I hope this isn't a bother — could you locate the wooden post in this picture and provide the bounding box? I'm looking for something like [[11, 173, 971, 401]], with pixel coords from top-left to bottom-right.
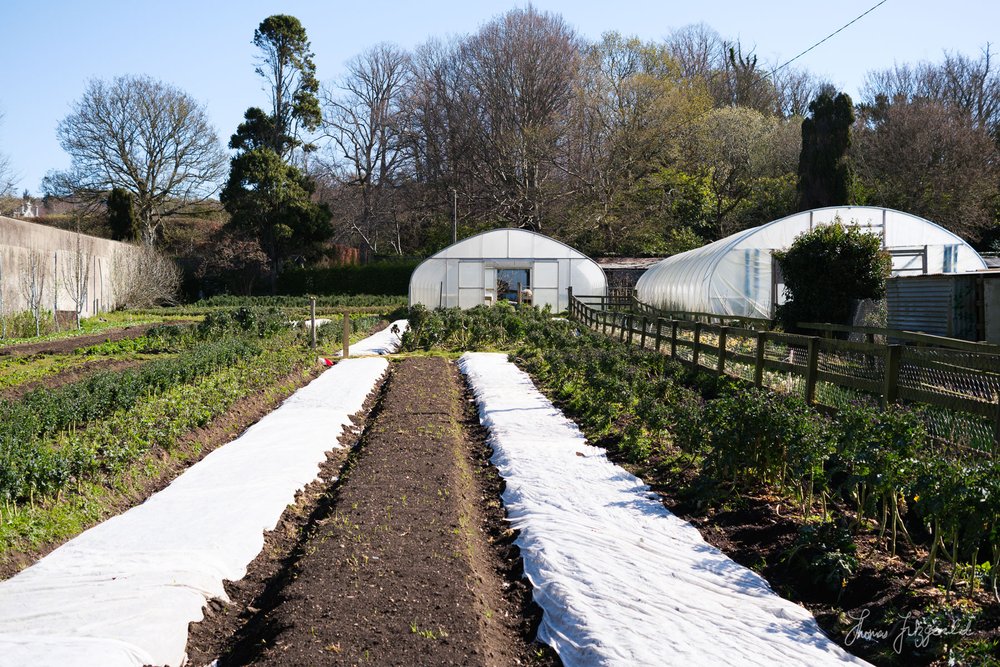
[[654, 318, 664, 352], [804, 336, 819, 405], [627, 314, 635, 345], [567, 286, 574, 318], [994, 398, 1000, 449], [310, 297, 317, 350], [342, 311, 351, 359], [692, 322, 702, 367], [640, 316, 648, 349], [882, 345, 902, 407], [670, 320, 678, 359], [754, 330, 766, 387], [717, 326, 728, 376]]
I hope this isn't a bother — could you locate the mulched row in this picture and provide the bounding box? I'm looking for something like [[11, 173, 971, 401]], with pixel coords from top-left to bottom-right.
[[194, 356, 555, 667]]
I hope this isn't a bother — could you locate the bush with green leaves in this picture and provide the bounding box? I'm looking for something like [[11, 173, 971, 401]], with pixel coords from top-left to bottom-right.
[[773, 221, 892, 331], [783, 520, 859, 597]]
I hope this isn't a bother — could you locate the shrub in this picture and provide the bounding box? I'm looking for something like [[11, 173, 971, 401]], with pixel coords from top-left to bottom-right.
[[773, 221, 891, 331]]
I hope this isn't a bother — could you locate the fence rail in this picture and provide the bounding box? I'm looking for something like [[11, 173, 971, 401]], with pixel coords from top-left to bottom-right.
[[568, 294, 1000, 452]]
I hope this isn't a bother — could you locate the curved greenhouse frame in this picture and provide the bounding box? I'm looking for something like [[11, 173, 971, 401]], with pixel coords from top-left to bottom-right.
[[636, 207, 987, 318], [409, 228, 607, 311]]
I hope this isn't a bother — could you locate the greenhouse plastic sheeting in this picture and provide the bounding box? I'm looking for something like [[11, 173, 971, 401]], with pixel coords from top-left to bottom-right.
[[409, 228, 606, 311], [0, 357, 389, 667], [636, 206, 987, 318], [459, 352, 868, 667], [339, 319, 408, 356]]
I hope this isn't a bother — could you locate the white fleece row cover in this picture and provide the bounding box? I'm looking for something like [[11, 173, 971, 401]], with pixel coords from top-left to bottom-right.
[[458, 352, 868, 667], [0, 357, 389, 667], [339, 318, 409, 357]]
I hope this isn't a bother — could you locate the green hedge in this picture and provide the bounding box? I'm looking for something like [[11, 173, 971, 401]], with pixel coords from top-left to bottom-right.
[[277, 261, 419, 296]]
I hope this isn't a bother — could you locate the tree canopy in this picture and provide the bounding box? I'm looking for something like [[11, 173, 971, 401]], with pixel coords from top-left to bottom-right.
[[45, 74, 226, 245], [797, 89, 855, 211], [222, 15, 331, 292]]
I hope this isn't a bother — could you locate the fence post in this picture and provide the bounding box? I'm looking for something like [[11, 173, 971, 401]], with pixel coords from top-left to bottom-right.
[[628, 314, 635, 345], [882, 345, 902, 407], [994, 398, 1000, 449], [640, 316, 648, 349], [342, 311, 351, 359], [567, 286, 573, 318], [717, 326, 728, 376], [655, 318, 664, 352], [310, 297, 317, 350], [754, 331, 766, 387], [670, 320, 678, 359], [804, 336, 819, 405], [692, 322, 702, 367]]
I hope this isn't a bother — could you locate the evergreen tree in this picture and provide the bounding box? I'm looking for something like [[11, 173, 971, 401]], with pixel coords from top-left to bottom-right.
[[797, 89, 855, 210], [222, 15, 330, 293], [106, 187, 138, 241]]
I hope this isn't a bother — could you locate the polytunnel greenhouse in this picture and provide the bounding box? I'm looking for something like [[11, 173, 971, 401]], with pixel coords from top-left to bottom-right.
[[409, 228, 607, 311], [636, 206, 988, 319]]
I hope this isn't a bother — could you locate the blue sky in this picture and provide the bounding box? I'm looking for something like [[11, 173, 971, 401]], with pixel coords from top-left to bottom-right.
[[1, 0, 996, 194]]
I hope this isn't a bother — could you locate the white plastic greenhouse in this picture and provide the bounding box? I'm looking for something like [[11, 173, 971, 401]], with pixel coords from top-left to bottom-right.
[[636, 206, 988, 319], [409, 229, 607, 311]]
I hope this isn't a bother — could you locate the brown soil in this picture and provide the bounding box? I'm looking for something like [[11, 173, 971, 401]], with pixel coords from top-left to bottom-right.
[[0, 361, 325, 581], [0, 358, 144, 402], [188, 357, 557, 667], [0, 321, 185, 357]]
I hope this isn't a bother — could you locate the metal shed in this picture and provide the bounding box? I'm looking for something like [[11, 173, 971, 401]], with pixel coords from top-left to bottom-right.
[[408, 229, 607, 311], [636, 207, 987, 319]]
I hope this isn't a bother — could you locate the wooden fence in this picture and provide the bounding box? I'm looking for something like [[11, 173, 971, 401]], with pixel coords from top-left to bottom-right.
[[568, 294, 1000, 452]]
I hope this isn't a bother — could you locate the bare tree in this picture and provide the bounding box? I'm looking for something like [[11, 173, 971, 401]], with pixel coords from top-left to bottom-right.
[[45, 75, 226, 246], [19, 250, 46, 337], [665, 23, 724, 80], [0, 254, 6, 338], [773, 68, 823, 118], [322, 44, 414, 254], [861, 45, 1000, 133], [61, 233, 91, 330], [112, 245, 182, 309], [455, 6, 579, 230], [853, 98, 999, 240], [0, 112, 16, 198]]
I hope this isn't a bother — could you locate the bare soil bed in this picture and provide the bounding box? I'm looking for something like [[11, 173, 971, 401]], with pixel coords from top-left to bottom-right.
[[188, 357, 557, 667], [0, 322, 176, 357]]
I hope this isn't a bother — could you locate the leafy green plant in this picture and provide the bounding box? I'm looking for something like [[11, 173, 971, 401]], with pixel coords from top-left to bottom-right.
[[783, 520, 859, 597]]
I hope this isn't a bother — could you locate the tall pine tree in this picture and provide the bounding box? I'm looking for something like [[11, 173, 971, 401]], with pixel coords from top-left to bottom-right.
[[221, 15, 330, 293]]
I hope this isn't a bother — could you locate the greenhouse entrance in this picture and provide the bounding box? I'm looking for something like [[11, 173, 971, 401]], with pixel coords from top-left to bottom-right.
[[497, 268, 530, 304]]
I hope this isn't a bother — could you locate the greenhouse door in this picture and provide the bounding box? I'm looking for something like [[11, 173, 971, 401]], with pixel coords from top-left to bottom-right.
[[497, 268, 530, 304]]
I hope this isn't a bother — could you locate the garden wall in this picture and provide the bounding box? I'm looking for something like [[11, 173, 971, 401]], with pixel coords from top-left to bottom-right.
[[0, 215, 139, 317]]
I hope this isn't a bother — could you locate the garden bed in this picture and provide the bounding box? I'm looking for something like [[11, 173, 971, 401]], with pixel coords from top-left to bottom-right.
[[189, 356, 556, 666]]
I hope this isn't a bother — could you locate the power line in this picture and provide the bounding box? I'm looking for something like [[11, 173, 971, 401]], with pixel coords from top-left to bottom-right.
[[771, 0, 890, 76]]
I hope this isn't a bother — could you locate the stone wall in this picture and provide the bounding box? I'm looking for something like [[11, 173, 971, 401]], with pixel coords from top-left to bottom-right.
[[0, 216, 139, 318]]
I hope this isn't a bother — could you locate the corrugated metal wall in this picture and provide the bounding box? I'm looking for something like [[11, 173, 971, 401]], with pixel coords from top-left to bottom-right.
[[887, 275, 979, 339]]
